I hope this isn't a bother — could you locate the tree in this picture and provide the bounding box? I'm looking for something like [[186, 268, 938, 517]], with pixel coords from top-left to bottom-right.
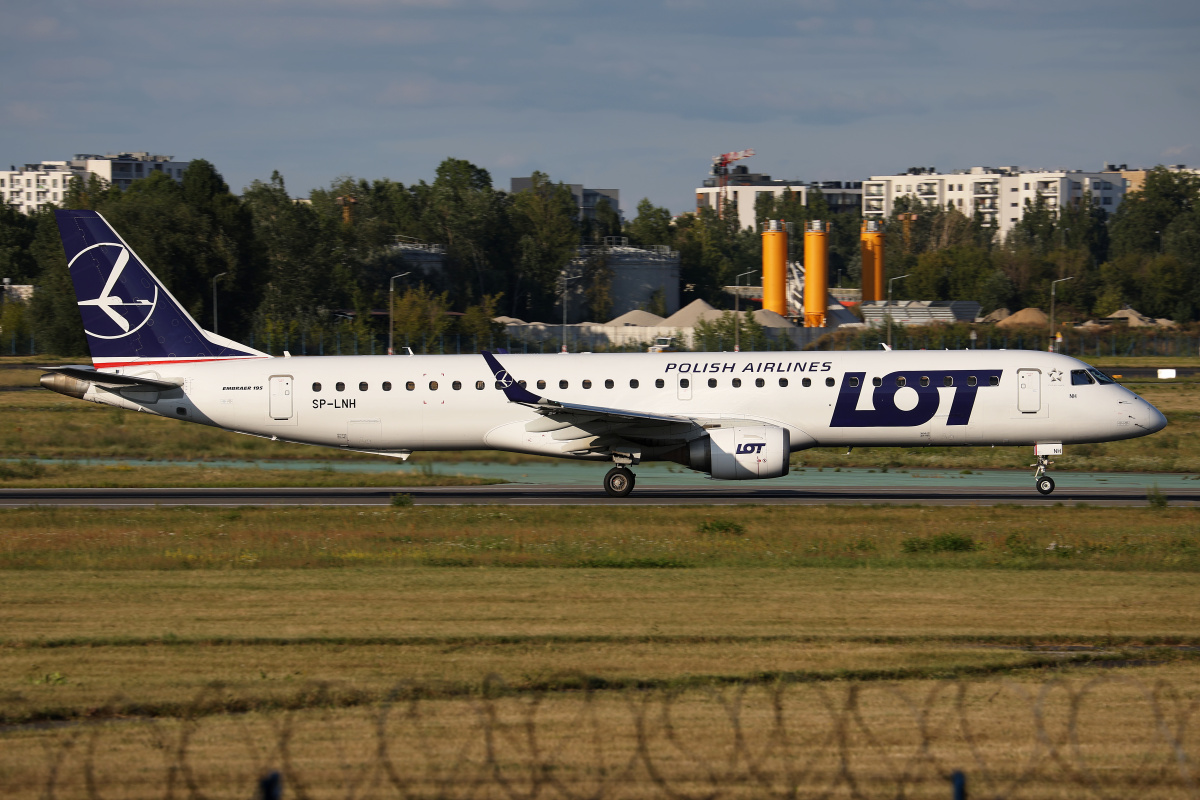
[[1109, 167, 1200, 257], [625, 199, 674, 248], [508, 172, 579, 319]]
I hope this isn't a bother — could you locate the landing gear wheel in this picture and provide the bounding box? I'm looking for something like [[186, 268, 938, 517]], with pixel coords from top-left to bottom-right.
[[604, 467, 635, 497], [1036, 476, 1055, 496]]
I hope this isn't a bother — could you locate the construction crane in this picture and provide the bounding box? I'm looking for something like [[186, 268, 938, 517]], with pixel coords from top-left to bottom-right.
[[711, 148, 754, 218]]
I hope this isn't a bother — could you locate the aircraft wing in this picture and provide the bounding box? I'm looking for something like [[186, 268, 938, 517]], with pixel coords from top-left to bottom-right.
[[480, 351, 704, 457], [42, 365, 182, 391]]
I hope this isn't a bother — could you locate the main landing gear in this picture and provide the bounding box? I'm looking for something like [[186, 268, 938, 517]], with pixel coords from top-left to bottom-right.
[[1032, 455, 1055, 496], [604, 466, 636, 497]]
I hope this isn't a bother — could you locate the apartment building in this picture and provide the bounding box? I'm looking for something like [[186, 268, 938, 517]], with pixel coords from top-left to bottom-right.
[[862, 166, 1126, 236], [1, 152, 190, 214], [695, 166, 862, 230]]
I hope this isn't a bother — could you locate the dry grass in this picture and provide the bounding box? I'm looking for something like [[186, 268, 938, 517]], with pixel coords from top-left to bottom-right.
[[2, 668, 1197, 799], [0, 505, 1197, 571]]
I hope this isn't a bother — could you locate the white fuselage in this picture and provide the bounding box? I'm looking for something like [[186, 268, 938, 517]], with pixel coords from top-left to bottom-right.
[[80, 350, 1165, 463]]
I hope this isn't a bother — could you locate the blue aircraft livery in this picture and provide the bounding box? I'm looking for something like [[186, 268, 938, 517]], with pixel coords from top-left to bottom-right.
[[831, 370, 1003, 427], [55, 210, 260, 366]]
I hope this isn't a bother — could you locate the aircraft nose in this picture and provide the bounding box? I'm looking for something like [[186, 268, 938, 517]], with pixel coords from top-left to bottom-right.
[[1143, 402, 1168, 434]]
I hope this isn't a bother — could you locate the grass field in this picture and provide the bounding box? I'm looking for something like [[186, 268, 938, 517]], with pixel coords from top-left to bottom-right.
[[2, 357, 1199, 796]]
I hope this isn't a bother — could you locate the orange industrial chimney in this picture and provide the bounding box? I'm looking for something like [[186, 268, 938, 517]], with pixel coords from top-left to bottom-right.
[[860, 219, 884, 302], [803, 220, 828, 328], [761, 219, 788, 316]]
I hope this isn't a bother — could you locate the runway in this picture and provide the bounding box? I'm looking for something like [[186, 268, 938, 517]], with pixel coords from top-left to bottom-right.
[[2, 483, 1197, 507]]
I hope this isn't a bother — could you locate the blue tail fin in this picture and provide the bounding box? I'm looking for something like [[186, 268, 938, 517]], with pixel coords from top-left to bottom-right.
[[55, 210, 265, 367]]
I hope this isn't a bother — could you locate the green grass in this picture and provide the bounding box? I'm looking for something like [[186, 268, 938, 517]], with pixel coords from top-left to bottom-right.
[[0, 504, 1196, 571]]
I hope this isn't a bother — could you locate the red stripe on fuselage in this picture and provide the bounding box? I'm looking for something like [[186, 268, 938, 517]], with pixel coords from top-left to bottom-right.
[[91, 356, 268, 369]]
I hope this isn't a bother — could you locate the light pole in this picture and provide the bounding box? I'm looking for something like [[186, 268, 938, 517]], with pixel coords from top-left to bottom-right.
[[887, 273, 909, 349], [388, 272, 410, 355], [211, 272, 228, 334], [561, 273, 579, 353], [734, 269, 756, 352], [1049, 276, 1073, 353]]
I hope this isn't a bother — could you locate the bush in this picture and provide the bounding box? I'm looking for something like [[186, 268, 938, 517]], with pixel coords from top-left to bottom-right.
[[697, 519, 745, 536], [901, 532, 977, 553], [0, 460, 47, 481], [1147, 485, 1168, 509], [391, 493, 413, 507]]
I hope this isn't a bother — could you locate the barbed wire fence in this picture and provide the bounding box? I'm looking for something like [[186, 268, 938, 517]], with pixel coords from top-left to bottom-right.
[[4, 674, 1197, 799]]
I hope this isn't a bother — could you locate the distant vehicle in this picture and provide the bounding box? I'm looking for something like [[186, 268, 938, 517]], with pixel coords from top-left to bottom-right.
[[648, 337, 677, 353], [41, 210, 1168, 498]]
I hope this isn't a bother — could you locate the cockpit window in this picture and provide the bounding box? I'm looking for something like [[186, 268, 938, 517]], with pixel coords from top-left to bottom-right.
[[1071, 369, 1095, 386], [1088, 368, 1116, 385]]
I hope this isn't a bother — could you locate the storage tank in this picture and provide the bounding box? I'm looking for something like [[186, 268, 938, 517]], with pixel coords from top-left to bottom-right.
[[861, 219, 884, 303], [761, 219, 788, 316], [803, 220, 828, 328]]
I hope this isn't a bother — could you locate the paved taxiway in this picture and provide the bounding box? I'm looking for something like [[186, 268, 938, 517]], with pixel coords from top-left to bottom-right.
[[2, 483, 1197, 507]]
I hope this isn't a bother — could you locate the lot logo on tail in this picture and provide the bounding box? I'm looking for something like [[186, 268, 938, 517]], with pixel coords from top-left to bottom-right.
[[70, 243, 159, 339]]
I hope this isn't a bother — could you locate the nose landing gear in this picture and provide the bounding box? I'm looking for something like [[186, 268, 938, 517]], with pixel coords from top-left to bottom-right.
[[1032, 454, 1055, 495], [604, 466, 636, 497]]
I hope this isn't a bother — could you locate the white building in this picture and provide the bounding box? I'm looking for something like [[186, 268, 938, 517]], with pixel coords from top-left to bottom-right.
[[862, 166, 1126, 237], [1, 152, 190, 214], [695, 167, 862, 231]]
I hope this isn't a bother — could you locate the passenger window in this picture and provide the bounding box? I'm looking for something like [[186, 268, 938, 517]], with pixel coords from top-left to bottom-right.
[[582, 380, 592, 389], [943, 376, 953, 387], [968, 376, 977, 387], [848, 377, 860, 388], [778, 378, 788, 387], [494, 381, 503, 390], [382, 382, 392, 391], [708, 378, 717, 388], [452, 381, 461, 390], [989, 376, 1000, 386], [756, 378, 765, 388], [518, 380, 526, 388], [655, 379, 664, 388], [630, 379, 639, 389], [896, 377, 906, 387], [429, 381, 438, 391], [537, 380, 546, 390], [406, 381, 415, 391], [802, 378, 811, 387], [732, 378, 742, 388], [559, 380, 569, 390], [312, 382, 321, 392], [1071, 369, 1094, 385], [680, 378, 690, 388], [825, 377, 835, 387], [336, 382, 345, 392], [359, 381, 368, 391], [920, 376, 929, 387], [872, 377, 882, 386], [475, 381, 485, 390], [605, 379, 614, 389]]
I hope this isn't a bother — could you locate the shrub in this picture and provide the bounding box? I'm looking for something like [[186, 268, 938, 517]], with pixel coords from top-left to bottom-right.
[[697, 519, 745, 536], [1147, 485, 1168, 509], [901, 532, 977, 553], [391, 493, 413, 507]]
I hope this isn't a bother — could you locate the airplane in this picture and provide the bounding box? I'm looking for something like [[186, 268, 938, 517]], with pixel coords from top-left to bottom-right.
[[40, 209, 1168, 497]]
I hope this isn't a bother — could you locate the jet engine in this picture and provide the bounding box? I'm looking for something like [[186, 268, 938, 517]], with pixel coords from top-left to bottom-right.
[[679, 425, 791, 480]]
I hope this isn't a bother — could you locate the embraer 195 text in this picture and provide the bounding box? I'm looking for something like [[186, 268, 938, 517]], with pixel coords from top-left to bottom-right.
[[41, 210, 1168, 497]]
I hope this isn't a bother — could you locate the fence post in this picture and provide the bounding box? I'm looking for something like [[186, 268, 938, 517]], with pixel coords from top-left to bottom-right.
[[257, 771, 283, 800], [948, 770, 966, 800]]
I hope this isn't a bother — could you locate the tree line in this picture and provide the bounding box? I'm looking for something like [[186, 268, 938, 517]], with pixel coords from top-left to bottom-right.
[[0, 158, 1197, 358]]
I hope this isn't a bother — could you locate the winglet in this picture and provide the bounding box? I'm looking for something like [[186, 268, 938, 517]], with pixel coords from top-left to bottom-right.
[[481, 351, 543, 405]]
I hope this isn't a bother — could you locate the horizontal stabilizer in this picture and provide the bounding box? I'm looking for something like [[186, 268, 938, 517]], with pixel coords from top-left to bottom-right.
[[41, 365, 181, 390]]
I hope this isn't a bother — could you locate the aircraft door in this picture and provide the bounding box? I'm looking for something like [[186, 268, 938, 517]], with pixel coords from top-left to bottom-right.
[[677, 376, 692, 400], [269, 375, 293, 420], [1017, 369, 1040, 413]]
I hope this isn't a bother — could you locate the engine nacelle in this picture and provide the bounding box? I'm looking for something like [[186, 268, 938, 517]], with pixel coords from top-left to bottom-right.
[[687, 425, 790, 480]]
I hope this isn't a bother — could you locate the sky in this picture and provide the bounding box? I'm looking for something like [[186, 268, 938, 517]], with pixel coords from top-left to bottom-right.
[[4, 0, 1199, 215]]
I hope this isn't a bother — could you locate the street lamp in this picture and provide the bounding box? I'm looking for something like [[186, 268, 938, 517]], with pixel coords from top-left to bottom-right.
[[388, 272, 410, 355], [734, 269, 756, 352], [887, 273, 909, 349], [1049, 276, 1074, 353], [211, 272, 228, 334], [561, 273, 579, 353]]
